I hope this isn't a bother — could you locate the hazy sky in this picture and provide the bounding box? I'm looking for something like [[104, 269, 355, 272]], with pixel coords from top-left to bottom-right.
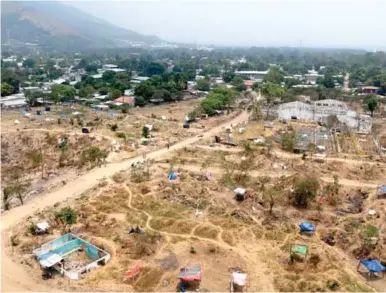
[[67, 0, 385, 49]]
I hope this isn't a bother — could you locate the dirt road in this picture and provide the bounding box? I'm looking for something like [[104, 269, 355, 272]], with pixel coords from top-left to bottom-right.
[[195, 144, 383, 166], [1, 111, 249, 292]]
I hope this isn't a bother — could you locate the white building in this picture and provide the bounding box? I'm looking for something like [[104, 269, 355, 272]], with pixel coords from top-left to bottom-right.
[[235, 70, 268, 81], [1, 93, 27, 108], [278, 99, 372, 133], [102, 64, 118, 70]]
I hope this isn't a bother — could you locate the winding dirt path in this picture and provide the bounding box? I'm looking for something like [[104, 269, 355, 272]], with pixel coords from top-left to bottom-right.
[[1, 111, 249, 292], [124, 185, 275, 291]]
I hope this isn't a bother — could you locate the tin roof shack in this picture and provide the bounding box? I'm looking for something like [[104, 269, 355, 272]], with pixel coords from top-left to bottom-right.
[[33, 233, 110, 280]]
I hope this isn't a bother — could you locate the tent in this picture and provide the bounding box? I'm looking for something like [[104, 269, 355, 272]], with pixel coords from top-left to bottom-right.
[[178, 266, 202, 282], [299, 222, 315, 233], [358, 260, 385, 278], [232, 272, 247, 286], [124, 263, 141, 279], [379, 186, 386, 193], [168, 172, 178, 180]]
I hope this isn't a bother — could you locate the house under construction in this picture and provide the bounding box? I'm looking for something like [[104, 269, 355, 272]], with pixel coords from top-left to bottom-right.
[[277, 99, 372, 133]]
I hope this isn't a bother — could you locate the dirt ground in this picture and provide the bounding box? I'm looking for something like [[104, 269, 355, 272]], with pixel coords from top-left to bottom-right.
[[1, 103, 385, 292], [4, 143, 385, 292]]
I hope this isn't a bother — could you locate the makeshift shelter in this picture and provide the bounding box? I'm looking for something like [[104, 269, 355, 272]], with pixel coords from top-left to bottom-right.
[[234, 188, 248, 201], [82, 127, 90, 134], [178, 266, 201, 292], [231, 271, 247, 292], [290, 244, 309, 263], [33, 233, 110, 280], [35, 222, 50, 234], [168, 171, 178, 181], [357, 259, 385, 278], [379, 186, 386, 193], [299, 222, 315, 234], [124, 263, 141, 280]]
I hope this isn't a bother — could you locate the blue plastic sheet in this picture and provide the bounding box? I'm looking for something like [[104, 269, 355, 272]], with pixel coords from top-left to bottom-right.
[[299, 222, 315, 232], [360, 260, 385, 273]]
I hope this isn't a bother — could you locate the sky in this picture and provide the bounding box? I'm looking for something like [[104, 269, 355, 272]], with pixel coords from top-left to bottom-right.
[[67, 0, 386, 50]]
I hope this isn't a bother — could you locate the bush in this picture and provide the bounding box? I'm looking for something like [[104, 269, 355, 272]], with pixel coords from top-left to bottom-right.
[[326, 280, 339, 291], [55, 206, 77, 231], [27, 222, 38, 236], [290, 177, 320, 208], [110, 124, 118, 131], [142, 126, 149, 138]]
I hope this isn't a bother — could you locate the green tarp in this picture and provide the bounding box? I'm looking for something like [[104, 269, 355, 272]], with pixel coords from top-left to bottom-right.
[[294, 245, 308, 255]]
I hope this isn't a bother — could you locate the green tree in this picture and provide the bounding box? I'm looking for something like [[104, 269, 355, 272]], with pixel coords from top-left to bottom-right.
[[196, 78, 211, 91], [99, 87, 109, 95], [22, 58, 36, 69], [134, 82, 155, 100], [264, 187, 281, 214], [79, 85, 94, 98], [5, 182, 30, 206], [321, 74, 335, 88], [1, 82, 13, 96], [367, 98, 378, 117], [291, 177, 320, 208], [109, 89, 122, 100], [102, 71, 116, 83], [51, 84, 75, 100], [264, 67, 284, 84], [135, 96, 146, 107], [252, 82, 261, 91], [146, 62, 166, 76], [231, 76, 247, 92], [222, 71, 235, 83], [55, 207, 78, 232]]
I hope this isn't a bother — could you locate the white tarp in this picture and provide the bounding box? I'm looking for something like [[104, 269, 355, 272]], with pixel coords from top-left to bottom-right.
[[232, 272, 247, 286], [36, 221, 49, 231], [40, 253, 62, 268], [234, 188, 246, 195]]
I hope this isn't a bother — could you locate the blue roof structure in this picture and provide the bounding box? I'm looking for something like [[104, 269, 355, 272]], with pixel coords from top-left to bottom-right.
[[379, 185, 386, 193], [299, 222, 315, 232], [360, 260, 385, 273], [168, 172, 178, 180]]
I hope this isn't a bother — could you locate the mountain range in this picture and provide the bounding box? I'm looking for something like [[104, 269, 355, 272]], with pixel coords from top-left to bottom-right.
[[1, 1, 161, 52]]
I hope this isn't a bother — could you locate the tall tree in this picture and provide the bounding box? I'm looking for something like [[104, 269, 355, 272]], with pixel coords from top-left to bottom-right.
[[367, 98, 378, 117], [1, 82, 13, 96]]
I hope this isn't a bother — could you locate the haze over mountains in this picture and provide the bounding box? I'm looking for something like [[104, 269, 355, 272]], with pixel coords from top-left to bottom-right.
[[1, 1, 161, 52]]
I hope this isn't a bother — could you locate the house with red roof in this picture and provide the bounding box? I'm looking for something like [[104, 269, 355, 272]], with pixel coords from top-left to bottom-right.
[[114, 96, 135, 106], [244, 80, 254, 88]]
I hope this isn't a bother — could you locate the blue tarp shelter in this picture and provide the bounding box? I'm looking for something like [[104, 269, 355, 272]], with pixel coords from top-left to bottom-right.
[[379, 186, 386, 193], [359, 260, 385, 273], [169, 172, 178, 180], [299, 222, 315, 233]]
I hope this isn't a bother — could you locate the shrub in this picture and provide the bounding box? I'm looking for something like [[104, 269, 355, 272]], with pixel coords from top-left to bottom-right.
[[27, 222, 38, 235], [110, 124, 118, 131], [290, 177, 320, 208], [142, 126, 149, 138], [190, 247, 196, 254], [326, 280, 339, 291], [55, 206, 77, 232]]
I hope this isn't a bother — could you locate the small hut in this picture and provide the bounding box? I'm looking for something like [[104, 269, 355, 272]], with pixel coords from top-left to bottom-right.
[[178, 265, 201, 292], [357, 259, 385, 279]]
